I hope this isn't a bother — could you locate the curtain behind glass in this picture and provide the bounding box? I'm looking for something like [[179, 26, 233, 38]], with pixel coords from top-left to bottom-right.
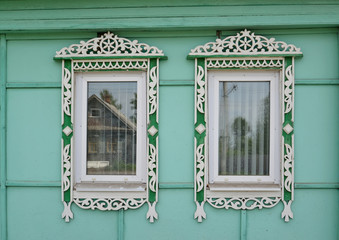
[[219, 81, 270, 176]]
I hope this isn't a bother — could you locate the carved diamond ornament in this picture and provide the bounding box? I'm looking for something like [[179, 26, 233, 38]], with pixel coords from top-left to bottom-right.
[[62, 126, 72, 136], [283, 124, 294, 134], [148, 126, 158, 136], [195, 124, 206, 134]]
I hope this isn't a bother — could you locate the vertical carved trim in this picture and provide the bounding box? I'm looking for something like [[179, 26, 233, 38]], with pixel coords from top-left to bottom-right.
[[146, 58, 159, 222], [194, 58, 207, 222]]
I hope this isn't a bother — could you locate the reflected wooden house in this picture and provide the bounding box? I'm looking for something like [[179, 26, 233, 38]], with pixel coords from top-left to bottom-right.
[[87, 94, 136, 175]]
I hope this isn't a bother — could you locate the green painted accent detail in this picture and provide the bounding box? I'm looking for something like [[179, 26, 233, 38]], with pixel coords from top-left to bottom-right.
[[118, 210, 124, 240], [147, 58, 158, 203], [54, 55, 167, 60], [295, 183, 339, 189], [159, 183, 194, 189], [62, 60, 72, 203], [240, 210, 247, 240], [6, 181, 61, 187], [0, 34, 8, 240], [160, 80, 194, 86], [295, 79, 339, 85], [187, 53, 303, 60], [283, 57, 293, 201], [6, 82, 61, 88], [195, 58, 206, 202]]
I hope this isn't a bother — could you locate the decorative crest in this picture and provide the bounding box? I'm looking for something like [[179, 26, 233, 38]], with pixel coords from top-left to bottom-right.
[[55, 32, 164, 58], [189, 29, 302, 57]]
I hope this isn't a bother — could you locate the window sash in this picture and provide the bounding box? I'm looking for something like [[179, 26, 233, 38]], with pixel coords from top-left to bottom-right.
[[208, 70, 281, 184], [74, 71, 147, 183]]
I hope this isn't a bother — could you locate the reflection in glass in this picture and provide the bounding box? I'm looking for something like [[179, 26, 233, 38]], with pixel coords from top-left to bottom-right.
[[87, 82, 137, 175], [219, 81, 270, 176]]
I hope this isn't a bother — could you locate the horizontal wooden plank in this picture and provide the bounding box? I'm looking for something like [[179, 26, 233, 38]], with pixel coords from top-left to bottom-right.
[[1, 5, 339, 21], [0, 14, 338, 32], [1, 0, 339, 11]]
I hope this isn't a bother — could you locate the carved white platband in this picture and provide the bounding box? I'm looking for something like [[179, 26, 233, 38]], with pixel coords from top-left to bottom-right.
[[284, 65, 294, 118], [206, 58, 283, 69], [189, 29, 302, 56], [62, 67, 71, 118], [148, 142, 157, 193], [74, 198, 146, 210], [146, 202, 158, 223], [148, 66, 158, 116], [62, 201, 73, 223], [196, 65, 205, 115], [62, 141, 71, 193], [207, 197, 281, 210], [195, 144, 205, 193], [73, 60, 148, 70], [282, 200, 293, 222], [194, 201, 206, 222], [56, 32, 164, 58]]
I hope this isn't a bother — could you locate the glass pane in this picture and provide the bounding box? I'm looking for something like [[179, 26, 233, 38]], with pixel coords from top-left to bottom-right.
[[219, 81, 270, 176], [87, 82, 137, 175]]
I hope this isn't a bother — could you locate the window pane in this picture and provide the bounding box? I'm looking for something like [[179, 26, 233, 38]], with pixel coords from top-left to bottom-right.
[[219, 81, 270, 176], [87, 82, 137, 175]]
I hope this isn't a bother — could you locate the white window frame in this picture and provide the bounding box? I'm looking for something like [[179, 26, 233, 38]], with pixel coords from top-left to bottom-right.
[[208, 70, 281, 186], [74, 71, 147, 184]]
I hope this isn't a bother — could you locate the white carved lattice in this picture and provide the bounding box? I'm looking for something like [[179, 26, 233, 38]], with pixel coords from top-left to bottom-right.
[[56, 32, 164, 58], [73, 59, 148, 71], [189, 29, 302, 56], [206, 58, 283, 69]]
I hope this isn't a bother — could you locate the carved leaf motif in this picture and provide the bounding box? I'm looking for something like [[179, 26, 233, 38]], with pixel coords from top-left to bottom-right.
[[194, 201, 206, 222], [284, 65, 294, 115], [146, 202, 158, 223], [148, 143, 157, 193], [281, 200, 293, 222], [62, 143, 71, 192], [63, 68, 71, 117], [62, 201, 73, 222], [149, 66, 158, 115], [196, 66, 205, 114], [284, 143, 293, 192], [196, 144, 205, 192]]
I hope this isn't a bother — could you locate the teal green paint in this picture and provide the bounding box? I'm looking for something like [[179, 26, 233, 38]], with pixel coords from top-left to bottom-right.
[[159, 183, 194, 189], [0, 34, 7, 240], [118, 210, 124, 240], [295, 183, 339, 189], [6, 181, 61, 187], [295, 79, 339, 85], [6, 89, 61, 182], [294, 85, 339, 183], [159, 80, 194, 86], [6, 82, 61, 88], [240, 210, 247, 240]]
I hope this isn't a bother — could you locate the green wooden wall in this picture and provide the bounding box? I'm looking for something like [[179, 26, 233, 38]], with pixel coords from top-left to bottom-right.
[[0, 1, 338, 240]]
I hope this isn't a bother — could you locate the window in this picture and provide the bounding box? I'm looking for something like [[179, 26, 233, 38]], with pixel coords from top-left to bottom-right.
[[74, 72, 146, 185], [208, 70, 281, 189], [188, 30, 302, 222], [56, 32, 166, 223]]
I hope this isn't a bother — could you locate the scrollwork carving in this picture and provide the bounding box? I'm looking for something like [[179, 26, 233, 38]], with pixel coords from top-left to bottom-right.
[[62, 142, 71, 192], [56, 32, 164, 58], [196, 144, 205, 193], [74, 198, 146, 211], [196, 65, 205, 114], [189, 29, 302, 56], [207, 197, 281, 210], [148, 142, 157, 193], [284, 64, 294, 116], [62, 67, 71, 117], [148, 66, 157, 116], [73, 60, 148, 70], [206, 58, 283, 69]]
